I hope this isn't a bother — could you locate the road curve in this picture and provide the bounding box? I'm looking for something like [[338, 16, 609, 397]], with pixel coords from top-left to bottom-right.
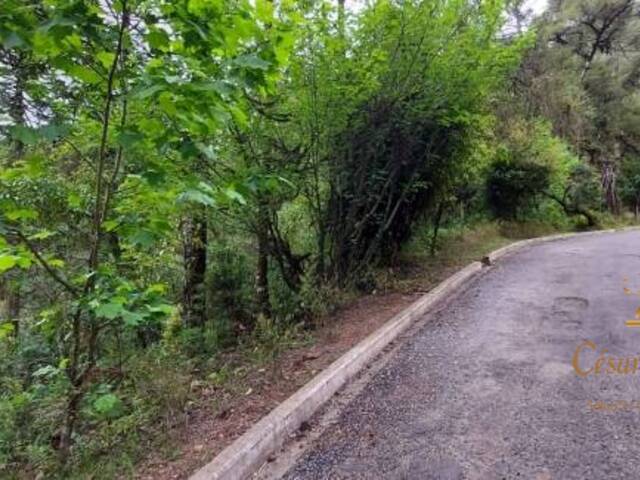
[[278, 230, 640, 479]]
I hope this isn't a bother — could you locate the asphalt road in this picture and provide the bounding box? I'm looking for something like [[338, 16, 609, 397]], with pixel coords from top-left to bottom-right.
[[278, 230, 640, 480]]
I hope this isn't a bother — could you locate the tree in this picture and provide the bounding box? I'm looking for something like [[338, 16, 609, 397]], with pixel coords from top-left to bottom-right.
[[0, 0, 295, 467], [541, 0, 640, 212], [319, 0, 525, 284]]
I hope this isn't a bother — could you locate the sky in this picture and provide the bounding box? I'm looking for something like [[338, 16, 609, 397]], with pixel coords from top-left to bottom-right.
[[525, 0, 549, 16]]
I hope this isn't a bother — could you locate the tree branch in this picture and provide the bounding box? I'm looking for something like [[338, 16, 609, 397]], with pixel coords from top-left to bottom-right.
[[11, 229, 79, 296]]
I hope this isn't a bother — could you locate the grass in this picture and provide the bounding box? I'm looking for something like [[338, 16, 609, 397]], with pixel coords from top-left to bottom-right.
[[379, 219, 568, 294]]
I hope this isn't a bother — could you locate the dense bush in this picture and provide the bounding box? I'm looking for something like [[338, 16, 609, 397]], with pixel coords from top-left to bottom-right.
[[620, 156, 640, 216], [207, 243, 254, 339], [486, 160, 551, 219]]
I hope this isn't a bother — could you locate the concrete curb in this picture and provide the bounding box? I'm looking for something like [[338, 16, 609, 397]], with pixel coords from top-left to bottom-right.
[[485, 226, 639, 264], [190, 226, 639, 480]]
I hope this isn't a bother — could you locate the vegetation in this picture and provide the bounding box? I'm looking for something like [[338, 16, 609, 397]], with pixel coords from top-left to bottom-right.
[[0, 0, 639, 477]]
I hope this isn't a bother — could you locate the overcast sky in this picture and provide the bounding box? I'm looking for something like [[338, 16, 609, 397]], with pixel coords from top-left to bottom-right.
[[525, 0, 549, 15]]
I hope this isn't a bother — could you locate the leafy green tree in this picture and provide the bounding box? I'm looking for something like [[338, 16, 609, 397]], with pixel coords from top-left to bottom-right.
[[537, 0, 640, 212], [0, 0, 295, 469], [319, 0, 525, 284]]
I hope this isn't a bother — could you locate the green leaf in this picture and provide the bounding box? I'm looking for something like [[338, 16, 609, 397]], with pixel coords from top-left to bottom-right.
[[3, 32, 25, 49], [147, 303, 175, 315], [39, 124, 70, 141], [24, 154, 45, 177], [138, 118, 165, 137], [48, 258, 64, 268], [93, 393, 124, 419], [178, 190, 216, 207], [41, 16, 76, 31], [9, 125, 68, 144], [67, 192, 82, 208], [187, 0, 223, 15], [147, 30, 170, 50], [197, 181, 215, 194], [68, 65, 102, 84], [117, 130, 144, 149], [229, 105, 248, 128], [129, 229, 156, 247], [95, 302, 125, 320], [5, 208, 38, 221], [63, 33, 82, 50], [122, 311, 144, 327], [131, 84, 165, 100], [158, 92, 178, 116], [32, 365, 59, 379], [256, 0, 274, 22], [234, 54, 271, 70], [96, 51, 116, 69], [223, 187, 246, 205], [16, 256, 32, 269], [9, 125, 39, 145], [28, 229, 56, 240], [103, 220, 119, 232], [0, 323, 14, 340], [146, 283, 167, 294], [163, 75, 182, 84], [191, 81, 234, 96]]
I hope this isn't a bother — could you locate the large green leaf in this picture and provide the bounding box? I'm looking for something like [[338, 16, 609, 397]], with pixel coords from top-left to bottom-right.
[[0, 255, 18, 273], [93, 394, 124, 420], [234, 53, 271, 70], [95, 302, 125, 320]]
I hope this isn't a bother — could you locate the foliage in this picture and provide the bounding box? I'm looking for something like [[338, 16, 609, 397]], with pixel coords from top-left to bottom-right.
[[620, 156, 640, 215], [321, 0, 526, 284], [0, 0, 639, 476], [487, 158, 551, 219]]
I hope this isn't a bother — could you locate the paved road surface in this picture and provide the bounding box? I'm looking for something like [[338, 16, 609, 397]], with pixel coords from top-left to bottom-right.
[[277, 230, 640, 479]]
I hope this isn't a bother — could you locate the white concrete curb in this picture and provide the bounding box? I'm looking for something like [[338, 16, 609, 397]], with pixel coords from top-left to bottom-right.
[[190, 226, 639, 480], [484, 227, 638, 264]]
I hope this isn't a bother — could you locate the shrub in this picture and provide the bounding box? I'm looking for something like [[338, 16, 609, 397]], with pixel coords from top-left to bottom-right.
[[620, 156, 640, 216], [565, 164, 602, 212], [206, 242, 254, 343], [486, 160, 551, 219]]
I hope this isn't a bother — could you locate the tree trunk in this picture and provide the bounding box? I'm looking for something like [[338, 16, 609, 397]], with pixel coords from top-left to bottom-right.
[[0, 276, 20, 337], [315, 226, 326, 280], [8, 53, 27, 161], [7, 285, 20, 337], [255, 204, 271, 319], [337, 0, 346, 39], [544, 191, 597, 227], [601, 160, 619, 215], [182, 208, 207, 328], [1, 54, 27, 337]]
